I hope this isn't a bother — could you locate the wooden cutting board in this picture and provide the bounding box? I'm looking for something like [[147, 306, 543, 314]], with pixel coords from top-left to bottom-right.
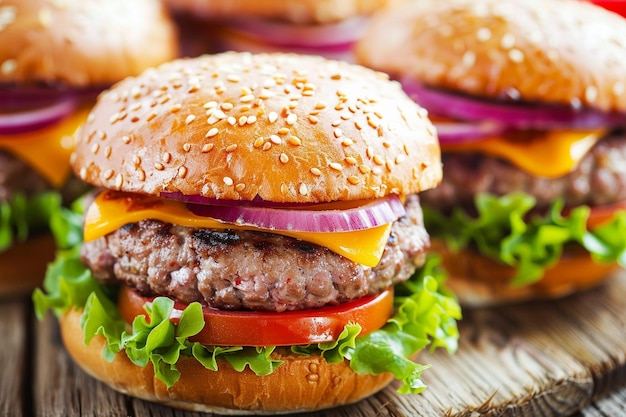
[[2, 270, 625, 416]]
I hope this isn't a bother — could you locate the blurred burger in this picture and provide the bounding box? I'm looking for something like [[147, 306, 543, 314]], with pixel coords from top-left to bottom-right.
[[356, 0, 626, 305], [164, 0, 406, 61], [34, 52, 461, 413], [0, 0, 178, 296]]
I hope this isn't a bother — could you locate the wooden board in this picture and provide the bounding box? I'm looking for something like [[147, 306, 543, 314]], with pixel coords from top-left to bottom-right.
[[2, 272, 625, 416]]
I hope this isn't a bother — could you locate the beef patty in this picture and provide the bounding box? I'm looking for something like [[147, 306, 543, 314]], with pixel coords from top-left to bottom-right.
[[421, 131, 626, 211], [81, 194, 429, 312], [0, 150, 49, 201]]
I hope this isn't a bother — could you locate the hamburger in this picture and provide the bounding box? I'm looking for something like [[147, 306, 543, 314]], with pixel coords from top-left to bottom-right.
[[0, 0, 178, 296], [356, 0, 626, 305], [164, 0, 406, 62], [33, 52, 461, 414]]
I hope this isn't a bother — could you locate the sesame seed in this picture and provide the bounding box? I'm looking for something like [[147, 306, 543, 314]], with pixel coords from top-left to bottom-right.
[[268, 111, 278, 123], [286, 113, 297, 125], [227, 74, 241, 83], [340, 112, 351, 120], [262, 142, 272, 151], [386, 160, 393, 172], [310, 167, 322, 176], [103, 169, 114, 180], [91, 143, 100, 154], [115, 174, 123, 189], [233, 183, 244, 192], [331, 120, 341, 127], [287, 136, 301, 146], [178, 166, 188, 178], [358, 165, 371, 174], [188, 84, 200, 93], [462, 51, 476, 67], [104, 146, 112, 158], [308, 115, 318, 124], [302, 90, 314, 97], [270, 135, 281, 144], [225, 144, 238, 153], [1, 59, 16, 75], [240, 94, 255, 102], [130, 103, 142, 111], [354, 120, 363, 130], [247, 115, 257, 124], [154, 162, 164, 170], [227, 116, 236, 126], [137, 169, 146, 181], [329, 162, 342, 171], [333, 128, 343, 138], [258, 89, 275, 99], [366, 146, 374, 159], [382, 140, 391, 148], [279, 153, 289, 163], [341, 138, 353, 146], [585, 85, 598, 103], [347, 176, 360, 185], [170, 103, 182, 113], [183, 143, 191, 152], [146, 112, 157, 122], [79, 167, 87, 180], [203, 101, 217, 109], [238, 115, 248, 126], [277, 127, 290, 135], [162, 152, 172, 163], [476, 27, 492, 42], [315, 102, 327, 110], [280, 183, 289, 195], [97, 131, 106, 140], [330, 73, 341, 80], [500, 33, 516, 49], [223, 176, 234, 186], [367, 118, 379, 129], [185, 114, 196, 124], [373, 155, 384, 165], [214, 110, 227, 119], [202, 143, 214, 152], [345, 156, 357, 165], [133, 155, 141, 165], [159, 95, 170, 104], [613, 81, 625, 96], [221, 102, 234, 111], [253, 137, 265, 148], [299, 183, 308, 196], [205, 127, 219, 138], [508, 49, 524, 63]]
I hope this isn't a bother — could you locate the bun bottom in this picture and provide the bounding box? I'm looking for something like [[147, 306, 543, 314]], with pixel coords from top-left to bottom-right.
[[0, 234, 56, 298], [431, 239, 619, 306], [60, 309, 394, 414]]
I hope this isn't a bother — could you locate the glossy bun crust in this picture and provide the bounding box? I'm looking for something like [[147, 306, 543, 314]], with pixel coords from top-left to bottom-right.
[[165, 0, 403, 24], [356, 0, 626, 112], [60, 308, 395, 414], [71, 52, 441, 203], [0, 0, 178, 87], [431, 240, 619, 306]]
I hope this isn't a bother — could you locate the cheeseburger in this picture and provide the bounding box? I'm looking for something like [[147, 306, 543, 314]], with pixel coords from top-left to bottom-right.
[[356, 0, 626, 305], [0, 0, 178, 295], [34, 52, 461, 414], [164, 0, 406, 62]]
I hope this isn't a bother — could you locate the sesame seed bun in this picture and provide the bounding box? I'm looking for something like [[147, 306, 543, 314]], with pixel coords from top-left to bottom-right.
[[165, 0, 403, 24], [0, 0, 178, 87], [71, 52, 441, 203], [60, 307, 395, 414], [355, 0, 626, 112]]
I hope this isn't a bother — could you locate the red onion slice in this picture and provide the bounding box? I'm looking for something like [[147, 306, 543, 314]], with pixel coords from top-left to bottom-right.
[[0, 85, 102, 110], [185, 194, 406, 233], [224, 15, 367, 48], [0, 99, 77, 135], [434, 120, 509, 144], [401, 79, 626, 130]]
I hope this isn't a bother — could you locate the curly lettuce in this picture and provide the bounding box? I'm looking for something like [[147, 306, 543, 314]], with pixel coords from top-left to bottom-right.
[[0, 192, 64, 252], [424, 192, 626, 286], [34, 214, 461, 392]]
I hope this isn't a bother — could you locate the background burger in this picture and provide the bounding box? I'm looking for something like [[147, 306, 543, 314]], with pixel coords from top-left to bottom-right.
[[356, 0, 626, 305], [0, 0, 178, 296], [164, 0, 407, 62], [34, 52, 461, 414]]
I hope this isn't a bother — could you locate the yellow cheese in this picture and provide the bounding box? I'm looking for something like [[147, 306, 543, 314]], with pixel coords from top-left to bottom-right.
[[0, 107, 91, 187], [84, 191, 393, 267], [441, 128, 605, 178]]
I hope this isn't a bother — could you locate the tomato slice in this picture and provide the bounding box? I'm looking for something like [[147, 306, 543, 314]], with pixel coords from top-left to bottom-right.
[[586, 200, 626, 229], [118, 285, 394, 347]]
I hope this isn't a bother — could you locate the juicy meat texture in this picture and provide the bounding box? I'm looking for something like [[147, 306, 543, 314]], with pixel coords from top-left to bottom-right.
[[81, 194, 429, 312], [0, 150, 49, 201], [421, 131, 626, 211]]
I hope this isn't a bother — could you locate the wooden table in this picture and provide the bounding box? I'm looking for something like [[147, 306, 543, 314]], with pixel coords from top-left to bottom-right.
[[2, 271, 625, 416]]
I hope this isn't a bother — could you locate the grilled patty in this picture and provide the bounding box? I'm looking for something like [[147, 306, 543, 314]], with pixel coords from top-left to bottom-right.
[[421, 132, 626, 211], [81, 194, 429, 312], [0, 150, 49, 201]]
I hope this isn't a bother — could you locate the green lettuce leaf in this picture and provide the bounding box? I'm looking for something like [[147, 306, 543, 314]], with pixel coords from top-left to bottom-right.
[[424, 192, 626, 286], [0, 191, 64, 252], [34, 206, 461, 392]]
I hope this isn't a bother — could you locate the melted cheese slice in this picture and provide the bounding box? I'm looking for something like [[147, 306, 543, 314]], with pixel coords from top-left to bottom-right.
[[0, 107, 91, 187], [441, 128, 606, 178], [84, 191, 393, 267]]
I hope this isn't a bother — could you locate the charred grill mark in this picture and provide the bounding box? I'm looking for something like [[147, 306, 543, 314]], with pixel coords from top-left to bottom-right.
[[193, 229, 241, 247], [291, 241, 317, 253]]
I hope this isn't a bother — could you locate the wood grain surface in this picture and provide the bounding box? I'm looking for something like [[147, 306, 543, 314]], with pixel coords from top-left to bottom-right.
[[1, 272, 625, 416]]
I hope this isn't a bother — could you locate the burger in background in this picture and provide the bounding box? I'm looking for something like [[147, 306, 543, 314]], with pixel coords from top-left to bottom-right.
[[34, 52, 461, 413], [0, 0, 178, 296], [164, 0, 406, 62], [356, 0, 626, 305]]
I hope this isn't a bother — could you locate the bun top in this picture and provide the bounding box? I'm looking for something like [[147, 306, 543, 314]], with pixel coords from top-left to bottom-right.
[[356, 0, 626, 112], [71, 52, 441, 203], [165, 0, 404, 24], [0, 0, 178, 87]]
